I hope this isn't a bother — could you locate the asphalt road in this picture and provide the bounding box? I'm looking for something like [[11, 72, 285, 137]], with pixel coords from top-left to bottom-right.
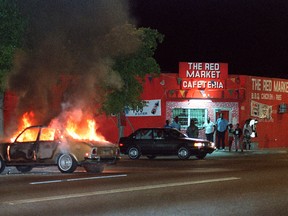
[[0, 150, 287, 216]]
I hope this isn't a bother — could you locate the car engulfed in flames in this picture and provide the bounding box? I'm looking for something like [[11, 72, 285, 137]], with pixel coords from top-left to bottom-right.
[[0, 125, 120, 174]]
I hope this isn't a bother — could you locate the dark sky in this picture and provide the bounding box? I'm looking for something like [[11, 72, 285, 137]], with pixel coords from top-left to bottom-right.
[[130, 0, 288, 78]]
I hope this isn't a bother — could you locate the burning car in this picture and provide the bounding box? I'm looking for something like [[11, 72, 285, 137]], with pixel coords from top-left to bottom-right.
[[0, 125, 120, 174]]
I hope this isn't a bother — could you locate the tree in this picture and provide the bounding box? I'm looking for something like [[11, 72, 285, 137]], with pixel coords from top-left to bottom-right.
[[0, 0, 26, 91], [99, 25, 164, 138], [0, 0, 26, 135], [101, 26, 164, 115]]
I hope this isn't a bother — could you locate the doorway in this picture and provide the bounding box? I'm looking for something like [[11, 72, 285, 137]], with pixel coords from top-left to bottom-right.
[[214, 109, 231, 149]]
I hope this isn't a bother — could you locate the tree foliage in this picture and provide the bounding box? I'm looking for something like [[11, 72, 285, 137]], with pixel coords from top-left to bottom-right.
[[101, 26, 164, 115], [0, 0, 25, 92]]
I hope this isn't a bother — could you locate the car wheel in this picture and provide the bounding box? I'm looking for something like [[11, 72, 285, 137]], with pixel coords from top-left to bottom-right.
[[128, 146, 141, 160], [147, 155, 156, 159], [16, 166, 33, 173], [0, 157, 6, 174], [196, 153, 207, 159], [178, 146, 190, 160], [57, 154, 77, 173], [83, 164, 104, 173]]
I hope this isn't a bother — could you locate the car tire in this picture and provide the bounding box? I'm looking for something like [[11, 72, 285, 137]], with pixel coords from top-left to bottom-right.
[[147, 155, 156, 159], [177, 146, 190, 160], [83, 164, 104, 173], [16, 165, 33, 173], [196, 153, 207, 159], [0, 157, 6, 174], [128, 146, 141, 160], [57, 154, 77, 173]]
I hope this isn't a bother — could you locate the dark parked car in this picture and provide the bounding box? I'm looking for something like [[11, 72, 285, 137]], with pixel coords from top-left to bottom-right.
[[0, 125, 120, 174], [119, 128, 216, 160]]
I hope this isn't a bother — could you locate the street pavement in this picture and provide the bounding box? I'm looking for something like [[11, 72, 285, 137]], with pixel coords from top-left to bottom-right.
[[1, 147, 287, 175]]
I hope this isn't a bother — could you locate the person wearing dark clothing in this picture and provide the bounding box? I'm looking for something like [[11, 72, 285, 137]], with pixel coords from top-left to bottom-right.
[[216, 113, 229, 150], [186, 119, 199, 138], [228, 124, 234, 152], [233, 123, 243, 152], [164, 119, 172, 128]]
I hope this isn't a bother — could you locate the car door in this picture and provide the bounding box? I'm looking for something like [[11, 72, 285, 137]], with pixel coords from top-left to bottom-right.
[[8, 127, 40, 162], [133, 129, 154, 155], [153, 129, 178, 155], [152, 129, 167, 155], [36, 127, 59, 160]]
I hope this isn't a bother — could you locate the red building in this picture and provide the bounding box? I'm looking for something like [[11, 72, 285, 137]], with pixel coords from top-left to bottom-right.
[[3, 62, 288, 149], [118, 62, 288, 149]]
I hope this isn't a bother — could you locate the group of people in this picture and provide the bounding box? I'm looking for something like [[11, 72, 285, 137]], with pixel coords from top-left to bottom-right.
[[165, 114, 255, 152]]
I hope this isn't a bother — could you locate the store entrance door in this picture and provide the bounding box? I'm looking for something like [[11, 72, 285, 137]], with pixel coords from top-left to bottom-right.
[[215, 110, 230, 149]]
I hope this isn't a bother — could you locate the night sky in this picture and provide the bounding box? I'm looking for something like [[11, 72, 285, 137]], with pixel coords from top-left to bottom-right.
[[130, 0, 288, 78]]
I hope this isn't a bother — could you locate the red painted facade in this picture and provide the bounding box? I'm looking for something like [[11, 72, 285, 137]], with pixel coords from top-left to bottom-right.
[[3, 67, 288, 148]]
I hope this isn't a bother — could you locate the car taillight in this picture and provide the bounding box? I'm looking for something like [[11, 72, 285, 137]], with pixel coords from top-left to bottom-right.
[[119, 143, 124, 147]]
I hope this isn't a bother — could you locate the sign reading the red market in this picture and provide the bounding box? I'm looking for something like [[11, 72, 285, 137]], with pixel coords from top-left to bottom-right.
[[179, 62, 228, 89]]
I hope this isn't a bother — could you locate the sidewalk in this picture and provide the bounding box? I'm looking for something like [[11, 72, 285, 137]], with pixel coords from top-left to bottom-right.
[[209, 148, 288, 157]]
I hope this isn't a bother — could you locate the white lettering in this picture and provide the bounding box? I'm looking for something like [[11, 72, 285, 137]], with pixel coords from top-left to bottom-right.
[[182, 81, 223, 89], [188, 62, 202, 70], [273, 81, 288, 93], [185, 70, 221, 78], [263, 80, 272, 91], [252, 78, 261, 91], [205, 63, 220, 70], [261, 93, 274, 100]]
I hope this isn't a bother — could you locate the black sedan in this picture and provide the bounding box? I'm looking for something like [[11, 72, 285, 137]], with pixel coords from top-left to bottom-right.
[[119, 128, 216, 160]]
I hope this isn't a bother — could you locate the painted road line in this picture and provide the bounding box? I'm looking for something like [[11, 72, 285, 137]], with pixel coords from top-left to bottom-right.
[[30, 174, 128, 185], [7, 177, 240, 205]]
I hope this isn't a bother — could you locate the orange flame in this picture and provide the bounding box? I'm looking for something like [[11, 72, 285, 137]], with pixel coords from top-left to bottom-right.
[[10, 111, 35, 142], [66, 118, 106, 141], [11, 111, 107, 142]]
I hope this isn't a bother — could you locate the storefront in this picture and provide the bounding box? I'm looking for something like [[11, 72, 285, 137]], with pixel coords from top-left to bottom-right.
[[122, 62, 288, 149]]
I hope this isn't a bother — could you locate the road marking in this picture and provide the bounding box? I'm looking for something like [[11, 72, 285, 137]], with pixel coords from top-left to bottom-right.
[[30, 174, 128, 185], [6, 177, 240, 205]]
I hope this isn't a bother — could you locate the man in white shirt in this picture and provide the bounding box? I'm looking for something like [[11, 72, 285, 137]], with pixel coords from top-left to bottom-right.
[[203, 117, 215, 142]]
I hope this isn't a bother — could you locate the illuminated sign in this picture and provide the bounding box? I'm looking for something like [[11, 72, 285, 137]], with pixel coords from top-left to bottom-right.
[[179, 62, 228, 89]]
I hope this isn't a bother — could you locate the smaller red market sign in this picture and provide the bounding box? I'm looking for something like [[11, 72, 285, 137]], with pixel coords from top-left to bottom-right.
[[179, 62, 228, 89]]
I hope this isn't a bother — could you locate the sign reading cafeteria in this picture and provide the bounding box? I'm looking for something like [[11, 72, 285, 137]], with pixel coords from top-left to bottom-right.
[[179, 62, 228, 89]]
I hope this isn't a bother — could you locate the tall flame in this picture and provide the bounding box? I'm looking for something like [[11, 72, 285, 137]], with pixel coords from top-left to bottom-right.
[[10, 111, 35, 142], [66, 119, 106, 141], [11, 111, 107, 142]]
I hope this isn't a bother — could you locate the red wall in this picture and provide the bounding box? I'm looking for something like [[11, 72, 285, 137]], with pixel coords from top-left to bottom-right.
[[4, 74, 288, 148], [239, 76, 288, 148]]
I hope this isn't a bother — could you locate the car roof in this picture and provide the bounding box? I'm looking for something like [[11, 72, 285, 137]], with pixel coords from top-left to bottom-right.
[[135, 128, 178, 131]]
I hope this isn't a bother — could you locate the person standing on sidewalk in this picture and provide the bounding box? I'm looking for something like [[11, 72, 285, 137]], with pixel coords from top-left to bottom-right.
[[203, 117, 215, 142], [171, 116, 181, 130], [164, 119, 172, 128], [216, 113, 229, 150], [186, 119, 199, 138], [233, 123, 243, 152], [228, 124, 234, 151]]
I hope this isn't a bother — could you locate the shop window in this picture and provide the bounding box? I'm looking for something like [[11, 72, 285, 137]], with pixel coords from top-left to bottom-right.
[[173, 108, 206, 130]]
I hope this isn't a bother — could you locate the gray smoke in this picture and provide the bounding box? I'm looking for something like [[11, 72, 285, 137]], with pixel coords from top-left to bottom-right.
[[8, 0, 140, 132]]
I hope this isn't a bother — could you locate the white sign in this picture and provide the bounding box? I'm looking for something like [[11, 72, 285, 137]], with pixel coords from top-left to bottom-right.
[[125, 100, 161, 117]]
